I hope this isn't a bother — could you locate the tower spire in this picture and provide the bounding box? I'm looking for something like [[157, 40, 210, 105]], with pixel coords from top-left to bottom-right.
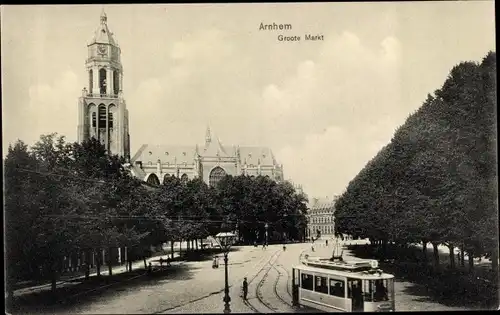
[[100, 7, 107, 24], [205, 126, 212, 146]]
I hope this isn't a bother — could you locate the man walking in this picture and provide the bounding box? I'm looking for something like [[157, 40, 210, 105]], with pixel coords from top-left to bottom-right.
[[242, 277, 248, 300]]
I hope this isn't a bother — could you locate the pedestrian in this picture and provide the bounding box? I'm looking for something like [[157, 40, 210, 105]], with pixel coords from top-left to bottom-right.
[[326, 240, 328, 246], [242, 277, 248, 300], [283, 244, 286, 251], [311, 245, 315, 252], [166, 257, 171, 267], [159, 257, 164, 268]]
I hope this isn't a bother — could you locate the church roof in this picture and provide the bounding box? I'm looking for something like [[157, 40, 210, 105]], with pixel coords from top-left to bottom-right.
[[239, 146, 277, 166], [131, 144, 197, 165], [89, 10, 118, 46]]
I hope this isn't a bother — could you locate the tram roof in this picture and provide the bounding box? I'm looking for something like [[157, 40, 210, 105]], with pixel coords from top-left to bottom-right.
[[293, 263, 394, 280]]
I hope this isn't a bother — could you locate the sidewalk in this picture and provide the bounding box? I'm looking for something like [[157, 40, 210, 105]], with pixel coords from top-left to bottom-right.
[[12, 252, 182, 298]]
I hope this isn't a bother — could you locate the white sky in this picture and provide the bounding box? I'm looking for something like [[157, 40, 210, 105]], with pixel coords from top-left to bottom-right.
[[1, 2, 495, 198]]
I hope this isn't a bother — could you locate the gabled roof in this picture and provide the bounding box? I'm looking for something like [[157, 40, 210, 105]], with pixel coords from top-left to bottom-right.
[[200, 134, 232, 158]]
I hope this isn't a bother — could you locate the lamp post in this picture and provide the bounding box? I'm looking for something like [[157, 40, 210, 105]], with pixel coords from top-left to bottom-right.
[[215, 232, 236, 314]]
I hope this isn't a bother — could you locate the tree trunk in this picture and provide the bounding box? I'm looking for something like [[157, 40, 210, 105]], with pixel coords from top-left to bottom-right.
[[96, 249, 101, 277], [129, 260, 132, 272], [50, 259, 58, 293], [460, 246, 465, 267], [143, 257, 147, 269], [85, 250, 90, 280], [195, 239, 198, 250], [171, 241, 175, 259], [468, 252, 474, 271], [432, 243, 440, 269], [492, 247, 498, 274], [448, 245, 455, 269], [179, 240, 182, 255], [381, 239, 387, 260], [108, 248, 113, 276], [422, 241, 428, 263]]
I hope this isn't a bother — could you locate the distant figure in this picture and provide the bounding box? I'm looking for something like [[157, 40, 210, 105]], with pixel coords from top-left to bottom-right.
[[254, 241, 257, 247], [213, 256, 219, 269], [159, 257, 164, 268], [311, 245, 315, 252], [242, 277, 248, 300], [166, 257, 171, 267], [148, 262, 153, 274], [283, 245, 286, 251], [326, 240, 329, 246]]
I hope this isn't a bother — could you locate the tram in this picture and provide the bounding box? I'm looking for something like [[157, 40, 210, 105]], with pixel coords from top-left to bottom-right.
[[292, 256, 395, 312]]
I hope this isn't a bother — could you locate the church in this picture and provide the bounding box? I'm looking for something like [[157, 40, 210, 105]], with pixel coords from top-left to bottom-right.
[[77, 12, 285, 187]]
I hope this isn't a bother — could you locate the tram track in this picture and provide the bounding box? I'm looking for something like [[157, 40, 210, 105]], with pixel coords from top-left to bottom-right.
[[245, 247, 310, 313], [242, 250, 282, 313]]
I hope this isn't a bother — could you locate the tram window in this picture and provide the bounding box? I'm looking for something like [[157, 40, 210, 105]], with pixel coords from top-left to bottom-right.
[[372, 279, 389, 302], [329, 279, 345, 297], [301, 273, 313, 290], [363, 280, 375, 302], [315, 276, 328, 294], [347, 279, 362, 298]]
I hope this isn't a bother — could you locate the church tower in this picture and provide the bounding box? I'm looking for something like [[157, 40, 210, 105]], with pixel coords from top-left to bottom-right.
[[77, 10, 130, 159]]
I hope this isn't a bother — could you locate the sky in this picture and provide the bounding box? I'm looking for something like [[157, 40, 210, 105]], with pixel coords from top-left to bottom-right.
[[1, 2, 496, 198]]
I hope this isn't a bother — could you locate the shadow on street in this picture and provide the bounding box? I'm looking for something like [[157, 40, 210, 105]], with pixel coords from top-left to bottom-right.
[[348, 244, 498, 310], [9, 264, 195, 314]]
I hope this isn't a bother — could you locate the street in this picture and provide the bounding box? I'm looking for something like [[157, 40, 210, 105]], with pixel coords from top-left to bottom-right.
[[13, 241, 478, 314]]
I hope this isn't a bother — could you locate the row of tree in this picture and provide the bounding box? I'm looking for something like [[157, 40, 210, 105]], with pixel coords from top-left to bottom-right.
[[334, 51, 497, 273], [4, 135, 308, 295]]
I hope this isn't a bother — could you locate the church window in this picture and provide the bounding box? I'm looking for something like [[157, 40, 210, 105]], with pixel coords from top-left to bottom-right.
[[166, 162, 170, 166], [99, 68, 107, 95], [183, 152, 186, 156], [181, 173, 188, 183], [98, 105, 106, 128], [92, 112, 96, 127], [89, 70, 93, 94], [149, 151, 152, 155], [183, 162, 187, 167], [108, 112, 113, 128], [165, 152, 169, 155], [209, 166, 226, 187], [146, 173, 160, 186], [148, 161, 152, 165]]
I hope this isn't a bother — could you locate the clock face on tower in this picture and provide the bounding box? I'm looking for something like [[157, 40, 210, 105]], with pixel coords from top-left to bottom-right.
[[97, 44, 108, 56]]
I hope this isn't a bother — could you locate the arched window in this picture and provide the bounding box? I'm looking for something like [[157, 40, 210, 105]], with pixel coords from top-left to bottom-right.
[[146, 173, 160, 186], [113, 70, 119, 95], [92, 112, 96, 128], [89, 69, 93, 94], [181, 173, 188, 183], [98, 105, 106, 128], [99, 68, 107, 95], [163, 174, 170, 184], [209, 166, 226, 187], [108, 105, 115, 129]]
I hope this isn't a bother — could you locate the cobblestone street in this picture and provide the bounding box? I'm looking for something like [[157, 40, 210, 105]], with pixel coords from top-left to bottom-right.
[[11, 241, 481, 314]]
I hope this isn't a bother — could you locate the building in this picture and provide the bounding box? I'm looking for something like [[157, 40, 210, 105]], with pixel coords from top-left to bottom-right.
[[307, 196, 337, 239], [76, 12, 284, 187], [77, 10, 131, 159], [128, 126, 285, 186]]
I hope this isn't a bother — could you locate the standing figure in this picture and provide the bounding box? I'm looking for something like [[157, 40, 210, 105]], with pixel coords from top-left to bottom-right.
[[242, 277, 248, 300]]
